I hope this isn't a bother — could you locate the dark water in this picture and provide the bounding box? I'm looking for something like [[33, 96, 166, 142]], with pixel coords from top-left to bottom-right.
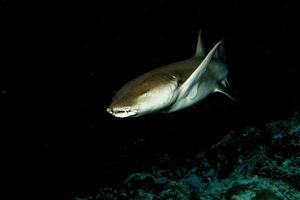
[[2, 0, 299, 199]]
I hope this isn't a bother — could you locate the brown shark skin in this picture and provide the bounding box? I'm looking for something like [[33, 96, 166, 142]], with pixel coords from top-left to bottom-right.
[[109, 58, 200, 110]]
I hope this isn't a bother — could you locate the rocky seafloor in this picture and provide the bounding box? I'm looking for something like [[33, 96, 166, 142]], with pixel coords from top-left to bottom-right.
[[75, 111, 300, 200]]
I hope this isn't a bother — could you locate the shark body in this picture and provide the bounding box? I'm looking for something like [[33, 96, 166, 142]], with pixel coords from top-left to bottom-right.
[[107, 31, 234, 118]]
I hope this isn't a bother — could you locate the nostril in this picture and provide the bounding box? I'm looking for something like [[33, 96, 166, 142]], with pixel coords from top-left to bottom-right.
[[106, 107, 113, 113]]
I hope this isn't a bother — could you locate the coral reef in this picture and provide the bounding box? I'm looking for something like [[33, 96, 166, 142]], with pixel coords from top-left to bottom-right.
[[75, 111, 300, 200]]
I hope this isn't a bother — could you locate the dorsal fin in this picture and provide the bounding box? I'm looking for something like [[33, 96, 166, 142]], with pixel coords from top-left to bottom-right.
[[213, 39, 226, 61], [179, 41, 222, 99], [195, 30, 205, 57]]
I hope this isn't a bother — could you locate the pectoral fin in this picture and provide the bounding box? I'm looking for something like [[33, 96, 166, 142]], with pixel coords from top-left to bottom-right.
[[213, 39, 226, 61], [178, 41, 222, 99]]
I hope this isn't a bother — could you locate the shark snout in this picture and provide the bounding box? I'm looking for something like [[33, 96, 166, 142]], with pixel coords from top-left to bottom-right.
[[106, 107, 114, 114], [106, 106, 138, 118]]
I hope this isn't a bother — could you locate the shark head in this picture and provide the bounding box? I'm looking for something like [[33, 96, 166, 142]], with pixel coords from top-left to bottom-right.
[[107, 74, 178, 118]]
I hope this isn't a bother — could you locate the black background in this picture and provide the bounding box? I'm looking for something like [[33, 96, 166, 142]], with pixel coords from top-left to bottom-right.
[[2, 0, 300, 199]]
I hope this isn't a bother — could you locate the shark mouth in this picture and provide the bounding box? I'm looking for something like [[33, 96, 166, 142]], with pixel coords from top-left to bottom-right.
[[106, 107, 138, 118]]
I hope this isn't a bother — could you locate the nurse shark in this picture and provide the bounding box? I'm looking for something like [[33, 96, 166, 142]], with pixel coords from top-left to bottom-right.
[[107, 31, 234, 118]]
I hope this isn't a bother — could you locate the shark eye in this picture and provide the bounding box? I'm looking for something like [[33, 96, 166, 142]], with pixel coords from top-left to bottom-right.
[[143, 92, 148, 97], [139, 90, 149, 98]]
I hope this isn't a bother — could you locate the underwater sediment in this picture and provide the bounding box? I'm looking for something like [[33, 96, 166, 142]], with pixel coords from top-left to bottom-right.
[[75, 111, 300, 200]]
